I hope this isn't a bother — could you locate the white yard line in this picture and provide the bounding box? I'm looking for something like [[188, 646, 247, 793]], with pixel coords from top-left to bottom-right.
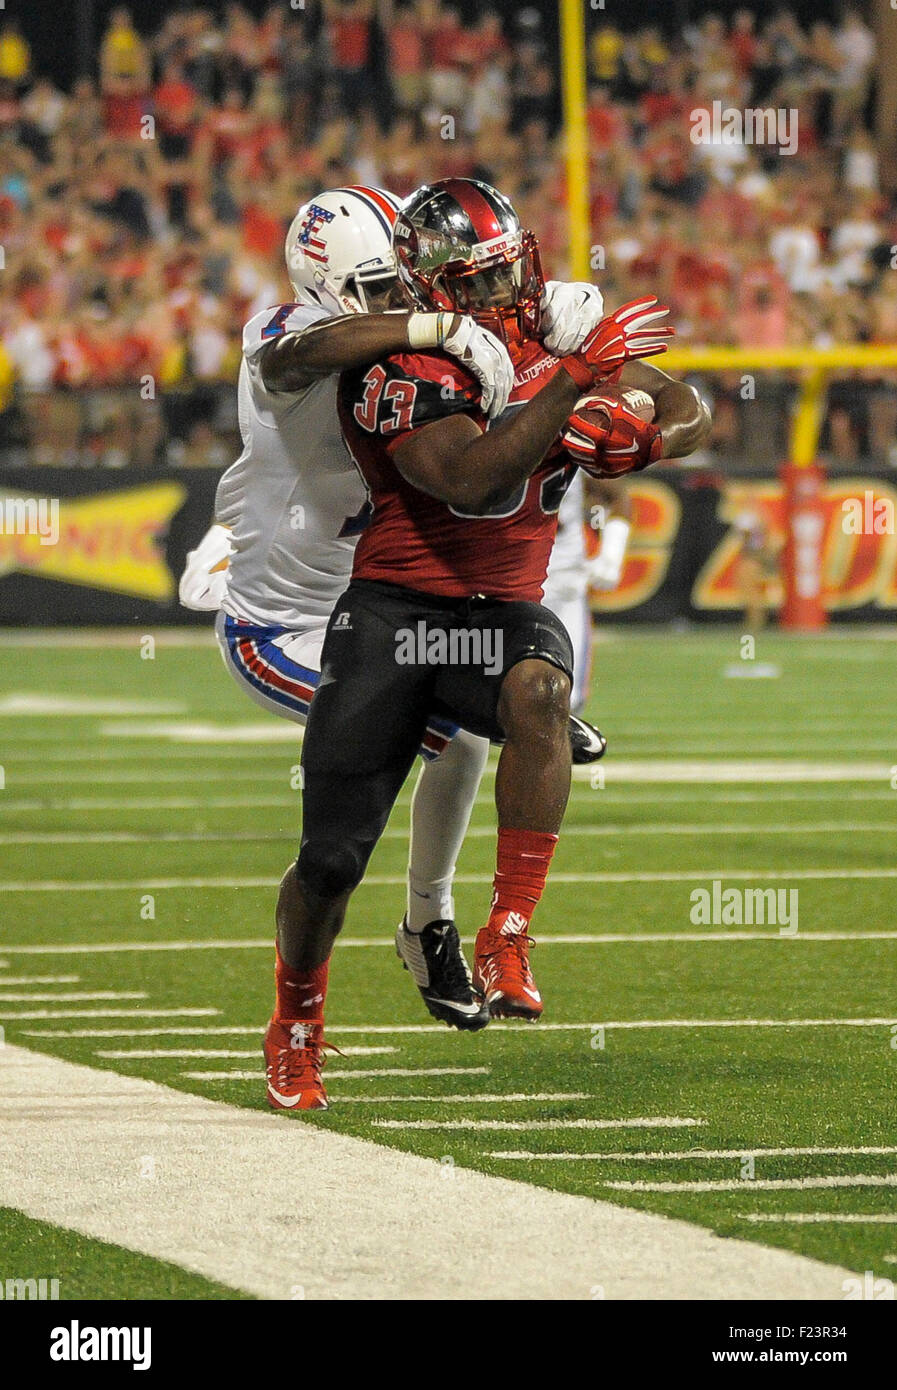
[[0, 1008, 217, 1021], [182, 1080, 589, 1101], [332, 1092, 586, 1104], [0, 696, 187, 716], [1, 760, 893, 786], [0, 796, 302, 812], [570, 760, 894, 783], [0, 1044, 855, 1299], [93, 1047, 396, 1060], [178, 1067, 491, 1081], [3, 789, 896, 812], [5, 867, 897, 892], [0, 976, 80, 985], [22, 1027, 263, 1038], [605, 1176, 897, 1193], [0, 991, 146, 1003], [2, 932, 895, 956], [373, 1117, 707, 1132], [741, 1214, 897, 1225], [490, 1147, 897, 1161], [16, 1017, 896, 1037], [2, 822, 895, 846]]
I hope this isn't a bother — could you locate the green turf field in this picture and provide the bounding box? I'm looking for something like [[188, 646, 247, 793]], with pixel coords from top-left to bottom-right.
[[1, 626, 895, 1296]]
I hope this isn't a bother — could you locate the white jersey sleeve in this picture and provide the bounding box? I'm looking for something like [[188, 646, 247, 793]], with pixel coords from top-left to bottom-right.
[[220, 302, 368, 628], [241, 302, 331, 411]]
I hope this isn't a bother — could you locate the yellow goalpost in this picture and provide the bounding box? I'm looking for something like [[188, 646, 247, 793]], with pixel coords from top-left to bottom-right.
[[557, 6, 897, 626]]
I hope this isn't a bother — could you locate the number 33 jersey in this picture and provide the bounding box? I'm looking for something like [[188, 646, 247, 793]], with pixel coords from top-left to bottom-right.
[[221, 302, 370, 628], [337, 339, 577, 603]]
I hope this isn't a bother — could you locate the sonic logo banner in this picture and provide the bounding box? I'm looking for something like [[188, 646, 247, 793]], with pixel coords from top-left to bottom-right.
[[0, 469, 214, 624], [0, 483, 186, 601]]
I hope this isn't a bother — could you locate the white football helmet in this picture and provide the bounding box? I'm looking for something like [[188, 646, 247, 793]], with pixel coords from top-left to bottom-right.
[[285, 186, 403, 316]]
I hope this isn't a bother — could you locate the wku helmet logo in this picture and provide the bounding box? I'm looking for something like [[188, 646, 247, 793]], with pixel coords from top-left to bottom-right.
[[295, 203, 336, 263]]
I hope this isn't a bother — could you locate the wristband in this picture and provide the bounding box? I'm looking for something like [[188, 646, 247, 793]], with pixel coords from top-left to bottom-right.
[[407, 311, 449, 349]]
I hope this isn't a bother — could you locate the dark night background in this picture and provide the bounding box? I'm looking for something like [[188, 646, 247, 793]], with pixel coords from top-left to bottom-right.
[[13, 0, 854, 92]]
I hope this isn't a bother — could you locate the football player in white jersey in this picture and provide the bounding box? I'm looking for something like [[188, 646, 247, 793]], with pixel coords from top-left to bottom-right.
[[540, 280, 629, 760], [542, 470, 632, 743], [181, 186, 522, 1052]]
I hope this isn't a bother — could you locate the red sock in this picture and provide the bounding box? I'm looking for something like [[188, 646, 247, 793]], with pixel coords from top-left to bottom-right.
[[485, 828, 558, 936], [274, 947, 329, 1023]]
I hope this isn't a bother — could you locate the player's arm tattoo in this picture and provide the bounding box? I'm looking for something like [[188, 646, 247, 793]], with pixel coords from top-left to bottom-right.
[[618, 361, 712, 459], [393, 370, 582, 514]]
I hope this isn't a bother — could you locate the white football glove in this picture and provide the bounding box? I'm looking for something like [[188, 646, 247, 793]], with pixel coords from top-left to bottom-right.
[[409, 311, 514, 420], [541, 280, 605, 356], [178, 523, 233, 611], [589, 517, 631, 592], [441, 315, 515, 420]]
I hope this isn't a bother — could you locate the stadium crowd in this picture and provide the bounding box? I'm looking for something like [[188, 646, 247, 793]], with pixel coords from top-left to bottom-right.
[[0, 2, 894, 466]]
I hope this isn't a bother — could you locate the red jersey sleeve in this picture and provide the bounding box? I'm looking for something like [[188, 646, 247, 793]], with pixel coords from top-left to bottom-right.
[[344, 351, 487, 455]]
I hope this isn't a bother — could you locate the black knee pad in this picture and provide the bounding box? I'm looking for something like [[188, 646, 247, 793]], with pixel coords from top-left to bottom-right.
[[296, 839, 365, 899]]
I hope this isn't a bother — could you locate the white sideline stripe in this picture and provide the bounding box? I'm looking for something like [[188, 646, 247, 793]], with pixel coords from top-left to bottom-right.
[[3, 821, 896, 846], [6, 868, 897, 892], [604, 1176, 897, 1193], [16, 1017, 897, 1036], [0, 976, 80, 985], [490, 1147, 897, 1162], [373, 1117, 707, 1132], [0, 991, 146, 1003], [2, 932, 895, 958], [94, 1047, 397, 1060], [0, 1008, 218, 1021], [742, 1214, 897, 1225], [2, 1046, 856, 1300]]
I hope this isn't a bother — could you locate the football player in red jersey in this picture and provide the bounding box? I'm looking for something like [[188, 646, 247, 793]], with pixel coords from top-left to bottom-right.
[[267, 178, 711, 1108]]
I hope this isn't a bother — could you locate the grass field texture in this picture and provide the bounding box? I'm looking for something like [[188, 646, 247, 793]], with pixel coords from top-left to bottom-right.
[[1, 626, 895, 1296]]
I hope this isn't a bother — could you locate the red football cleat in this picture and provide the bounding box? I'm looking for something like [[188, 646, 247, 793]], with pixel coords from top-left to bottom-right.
[[473, 915, 543, 1020], [264, 1017, 332, 1111]]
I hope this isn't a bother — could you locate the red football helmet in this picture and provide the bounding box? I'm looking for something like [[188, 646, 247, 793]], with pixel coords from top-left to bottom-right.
[[393, 178, 544, 347]]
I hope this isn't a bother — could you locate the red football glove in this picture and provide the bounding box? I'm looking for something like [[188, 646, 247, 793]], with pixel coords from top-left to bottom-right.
[[563, 391, 664, 477], [559, 297, 674, 390]]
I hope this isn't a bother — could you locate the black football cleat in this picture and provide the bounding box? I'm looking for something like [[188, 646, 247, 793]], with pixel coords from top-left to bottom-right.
[[395, 918, 490, 1031], [569, 714, 608, 764]]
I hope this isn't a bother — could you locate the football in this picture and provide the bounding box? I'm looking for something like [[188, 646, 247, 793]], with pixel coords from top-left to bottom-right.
[[574, 386, 655, 430], [564, 386, 658, 477]]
